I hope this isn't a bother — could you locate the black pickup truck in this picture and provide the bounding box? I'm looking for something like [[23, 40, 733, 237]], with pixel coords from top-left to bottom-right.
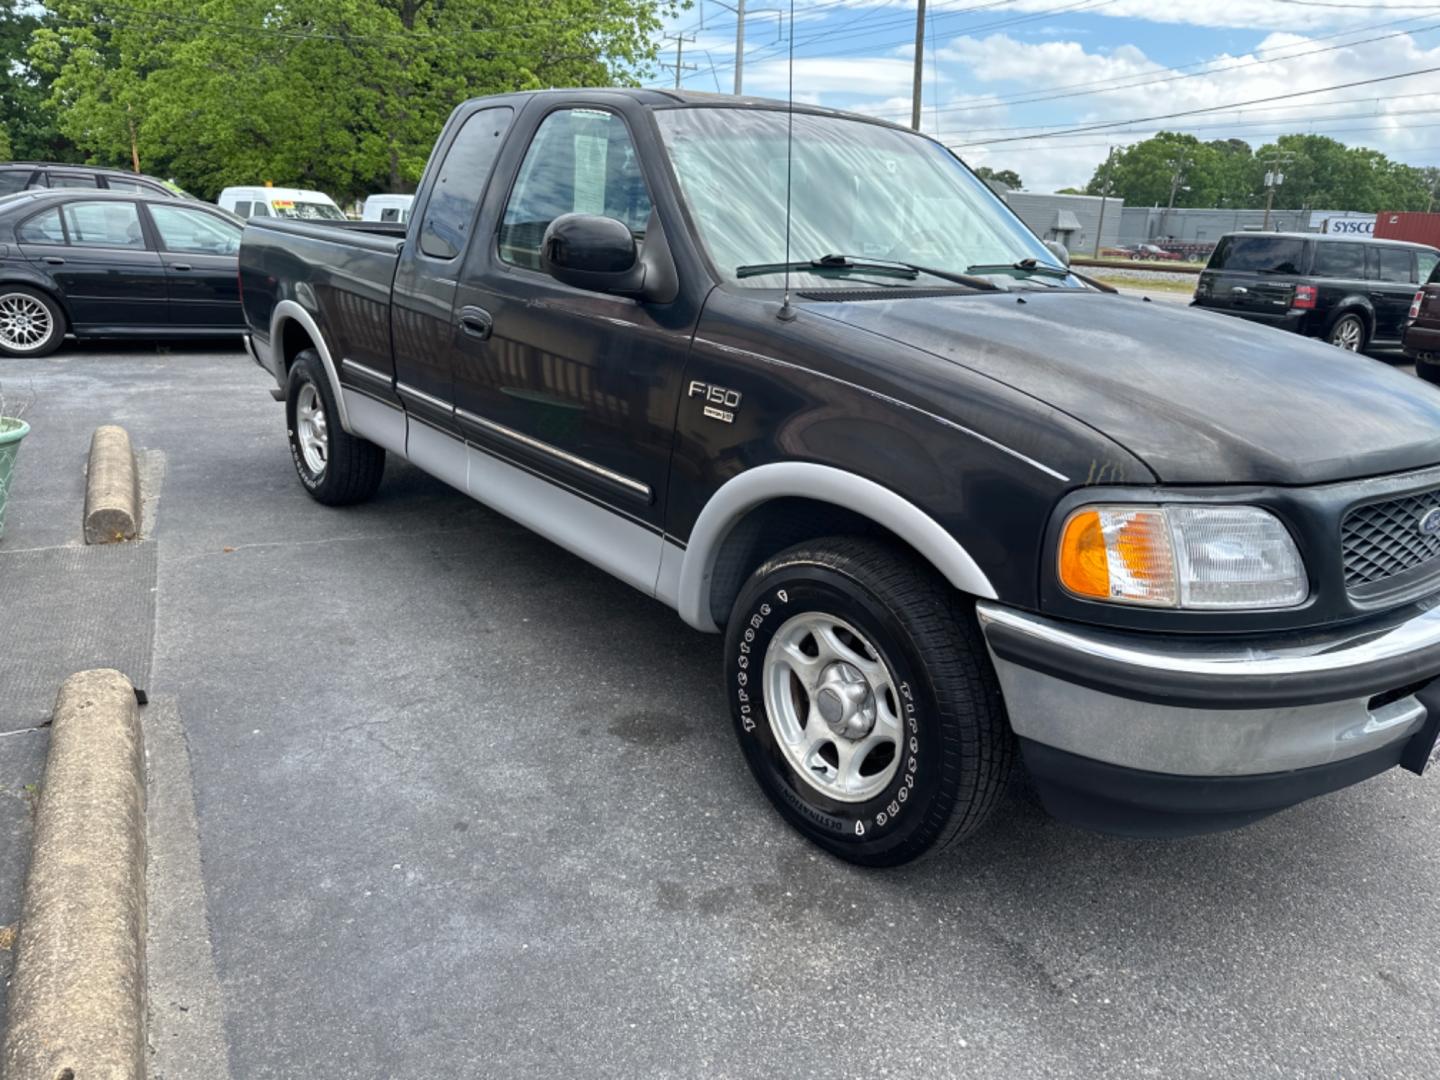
[[240, 89, 1440, 866]]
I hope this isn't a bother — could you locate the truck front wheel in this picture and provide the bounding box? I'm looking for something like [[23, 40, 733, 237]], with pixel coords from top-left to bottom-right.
[[285, 349, 385, 505], [725, 538, 1014, 866]]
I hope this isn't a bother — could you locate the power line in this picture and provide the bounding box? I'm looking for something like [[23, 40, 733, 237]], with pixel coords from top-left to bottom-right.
[[867, 13, 1440, 121], [951, 63, 1440, 146]]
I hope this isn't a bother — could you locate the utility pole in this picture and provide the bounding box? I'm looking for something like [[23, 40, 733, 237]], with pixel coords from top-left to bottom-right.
[[735, 0, 745, 95], [126, 102, 141, 174], [662, 33, 698, 89], [1261, 153, 1294, 231], [1093, 146, 1116, 257], [911, 0, 927, 131], [710, 0, 783, 95]]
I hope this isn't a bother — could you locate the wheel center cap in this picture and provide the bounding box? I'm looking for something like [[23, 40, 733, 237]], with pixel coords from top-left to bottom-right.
[[816, 661, 875, 740]]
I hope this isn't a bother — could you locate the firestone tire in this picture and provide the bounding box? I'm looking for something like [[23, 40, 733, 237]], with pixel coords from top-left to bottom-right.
[[725, 537, 1014, 867], [285, 349, 385, 506]]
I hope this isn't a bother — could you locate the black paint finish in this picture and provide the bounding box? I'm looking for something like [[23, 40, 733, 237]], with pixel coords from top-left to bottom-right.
[[237, 87, 1440, 632], [0, 190, 243, 338]]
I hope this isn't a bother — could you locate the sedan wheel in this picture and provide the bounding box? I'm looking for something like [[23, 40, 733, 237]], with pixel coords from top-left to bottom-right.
[[1329, 314, 1366, 352], [0, 291, 59, 356]]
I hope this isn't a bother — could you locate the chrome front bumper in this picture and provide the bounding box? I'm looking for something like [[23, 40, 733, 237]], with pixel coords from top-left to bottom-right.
[[976, 599, 1440, 777]]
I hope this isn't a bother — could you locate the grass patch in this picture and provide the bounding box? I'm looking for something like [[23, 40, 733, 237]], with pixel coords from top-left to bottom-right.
[[1091, 275, 1198, 296]]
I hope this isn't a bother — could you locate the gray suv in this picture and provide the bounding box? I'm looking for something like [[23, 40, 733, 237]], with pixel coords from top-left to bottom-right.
[[0, 162, 184, 200]]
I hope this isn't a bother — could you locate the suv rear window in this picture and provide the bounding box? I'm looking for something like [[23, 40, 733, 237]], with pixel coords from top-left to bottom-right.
[[1208, 235, 1304, 274]]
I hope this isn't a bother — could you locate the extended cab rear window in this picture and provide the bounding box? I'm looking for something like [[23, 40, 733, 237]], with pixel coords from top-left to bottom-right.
[[1208, 236, 1305, 274]]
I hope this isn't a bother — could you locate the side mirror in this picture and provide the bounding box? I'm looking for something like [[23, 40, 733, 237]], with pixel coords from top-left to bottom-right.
[[1044, 239, 1072, 267], [541, 214, 646, 296]]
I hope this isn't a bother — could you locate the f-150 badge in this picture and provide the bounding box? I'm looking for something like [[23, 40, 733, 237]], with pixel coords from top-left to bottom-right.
[[689, 380, 742, 424]]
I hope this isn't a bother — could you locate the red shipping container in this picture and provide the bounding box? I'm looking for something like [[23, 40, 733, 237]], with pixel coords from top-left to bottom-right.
[[1374, 211, 1440, 248]]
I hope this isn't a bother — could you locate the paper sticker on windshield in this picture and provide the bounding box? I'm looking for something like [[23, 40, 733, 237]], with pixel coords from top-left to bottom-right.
[[271, 200, 294, 209]]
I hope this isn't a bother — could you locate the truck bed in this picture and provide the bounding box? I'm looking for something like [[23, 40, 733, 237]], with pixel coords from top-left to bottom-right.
[[239, 217, 405, 380]]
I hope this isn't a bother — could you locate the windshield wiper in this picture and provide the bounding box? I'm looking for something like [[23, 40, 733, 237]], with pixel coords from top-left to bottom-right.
[[966, 258, 1071, 280], [737, 253, 999, 291], [736, 254, 918, 281]]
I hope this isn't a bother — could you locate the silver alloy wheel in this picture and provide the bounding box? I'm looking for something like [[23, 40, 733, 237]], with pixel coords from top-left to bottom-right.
[[763, 611, 905, 803], [1330, 315, 1364, 352], [295, 381, 329, 475], [0, 292, 54, 353]]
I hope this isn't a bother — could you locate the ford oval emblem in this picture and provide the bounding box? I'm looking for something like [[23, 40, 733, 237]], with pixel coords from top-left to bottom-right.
[[1420, 508, 1440, 536]]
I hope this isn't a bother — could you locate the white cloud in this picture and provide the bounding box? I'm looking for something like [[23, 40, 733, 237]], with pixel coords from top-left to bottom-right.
[[924, 29, 1440, 190]]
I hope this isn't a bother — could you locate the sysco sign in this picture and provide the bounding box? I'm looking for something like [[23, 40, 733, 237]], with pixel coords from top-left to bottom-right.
[[1323, 216, 1376, 236]]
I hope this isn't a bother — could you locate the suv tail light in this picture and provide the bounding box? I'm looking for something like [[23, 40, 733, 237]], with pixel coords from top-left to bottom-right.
[[1292, 284, 1318, 310], [1411, 290, 1425, 319]]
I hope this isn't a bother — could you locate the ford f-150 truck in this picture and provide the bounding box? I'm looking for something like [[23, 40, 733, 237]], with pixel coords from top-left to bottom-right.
[[239, 89, 1440, 866]]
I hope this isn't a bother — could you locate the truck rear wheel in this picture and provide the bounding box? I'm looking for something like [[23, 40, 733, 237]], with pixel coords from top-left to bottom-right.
[[285, 349, 385, 505], [725, 537, 1014, 866]]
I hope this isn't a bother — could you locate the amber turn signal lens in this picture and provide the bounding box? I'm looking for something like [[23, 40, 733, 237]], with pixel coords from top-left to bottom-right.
[[1057, 506, 1178, 606], [1057, 509, 1109, 598]]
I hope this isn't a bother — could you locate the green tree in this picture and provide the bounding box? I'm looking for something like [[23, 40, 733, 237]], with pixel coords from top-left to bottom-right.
[[1084, 132, 1233, 208], [974, 165, 1022, 189], [31, 0, 678, 197], [1252, 134, 1431, 212], [0, 1, 75, 160]]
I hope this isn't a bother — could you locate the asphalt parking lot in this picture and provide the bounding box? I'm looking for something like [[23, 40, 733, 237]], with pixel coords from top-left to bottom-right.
[[2, 341, 1439, 1079]]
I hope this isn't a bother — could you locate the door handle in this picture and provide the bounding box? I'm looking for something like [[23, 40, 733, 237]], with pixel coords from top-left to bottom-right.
[[459, 305, 493, 340], [43, 256, 65, 265], [172, 263, 192, 271]]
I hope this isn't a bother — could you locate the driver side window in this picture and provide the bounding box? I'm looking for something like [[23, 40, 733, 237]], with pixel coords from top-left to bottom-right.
[[148, 204, 241, 255], [499, 108, 653, 271]]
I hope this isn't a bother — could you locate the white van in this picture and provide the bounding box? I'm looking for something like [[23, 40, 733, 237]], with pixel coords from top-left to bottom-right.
[[217, 186, 346, 221], [362, 194, 414, 224]]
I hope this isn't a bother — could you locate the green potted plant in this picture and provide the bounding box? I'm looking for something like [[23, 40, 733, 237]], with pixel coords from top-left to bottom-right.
[[0, 384, 31, 540]]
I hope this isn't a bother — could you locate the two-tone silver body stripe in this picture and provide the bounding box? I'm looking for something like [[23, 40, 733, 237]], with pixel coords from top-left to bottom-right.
[[694, 339, 1071, 483], [456, 407, 653, 501], [395, 381, 454, 414], [340, 357, 395, 393]]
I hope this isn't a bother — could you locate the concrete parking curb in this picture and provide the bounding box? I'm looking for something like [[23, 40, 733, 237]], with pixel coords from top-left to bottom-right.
[[84, 426, 141, 545], [1, 669, 147, 1080]]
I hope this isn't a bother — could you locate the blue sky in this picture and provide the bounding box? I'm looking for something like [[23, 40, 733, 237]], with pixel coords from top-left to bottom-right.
[[649, 0, 1440, 192]]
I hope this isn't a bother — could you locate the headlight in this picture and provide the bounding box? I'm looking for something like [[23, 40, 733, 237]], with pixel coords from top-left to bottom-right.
[[1057, 505, 1307, 610]]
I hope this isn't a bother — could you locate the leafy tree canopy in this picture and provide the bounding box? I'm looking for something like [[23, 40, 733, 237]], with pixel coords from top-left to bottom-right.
[[28, 0, 679, 199], [1, 1, 75, 160], [973, 165, 1022, 190], [1085, 129, 1434, 212]]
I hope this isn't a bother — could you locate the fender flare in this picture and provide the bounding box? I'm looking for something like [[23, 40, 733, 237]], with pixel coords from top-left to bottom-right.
[[673, 461, 998, 633], [269, 299, 352, 432], [1327, 297, 1374, 336]]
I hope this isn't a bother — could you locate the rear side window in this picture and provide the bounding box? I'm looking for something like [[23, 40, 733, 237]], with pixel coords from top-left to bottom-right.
[[16, 207, 65, 244], [1208, 236, 1304, 274], [62, 201, 146, 248], [381, 207, 401, 222], [49, 173, 101, 189], [235, 201, 252, 217], [420, 105, 514, 259], [104, 177, 150, 194], [0, 171, 31, 196], [1374, 247, 1414, 284], [1312, 242, 1366, 280], [1423, 251, 1440, 284]]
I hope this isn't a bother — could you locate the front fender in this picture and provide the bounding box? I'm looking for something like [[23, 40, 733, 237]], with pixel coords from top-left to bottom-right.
[[669, 462, 998, 633]]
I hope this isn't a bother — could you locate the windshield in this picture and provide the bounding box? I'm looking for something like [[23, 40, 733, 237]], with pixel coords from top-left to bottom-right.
[[271, 200, 346, 221], [655, 107, 1063, 289]]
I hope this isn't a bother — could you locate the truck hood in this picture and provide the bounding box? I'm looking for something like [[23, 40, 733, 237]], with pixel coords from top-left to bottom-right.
[[811, 290, 1440, 485]]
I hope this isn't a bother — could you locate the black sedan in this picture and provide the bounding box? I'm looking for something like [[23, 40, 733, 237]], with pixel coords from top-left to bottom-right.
[[0, 190, 244, 357]]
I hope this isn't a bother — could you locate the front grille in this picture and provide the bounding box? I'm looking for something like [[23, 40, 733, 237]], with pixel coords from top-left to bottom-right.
[[1341, 488, 1440, 591]]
